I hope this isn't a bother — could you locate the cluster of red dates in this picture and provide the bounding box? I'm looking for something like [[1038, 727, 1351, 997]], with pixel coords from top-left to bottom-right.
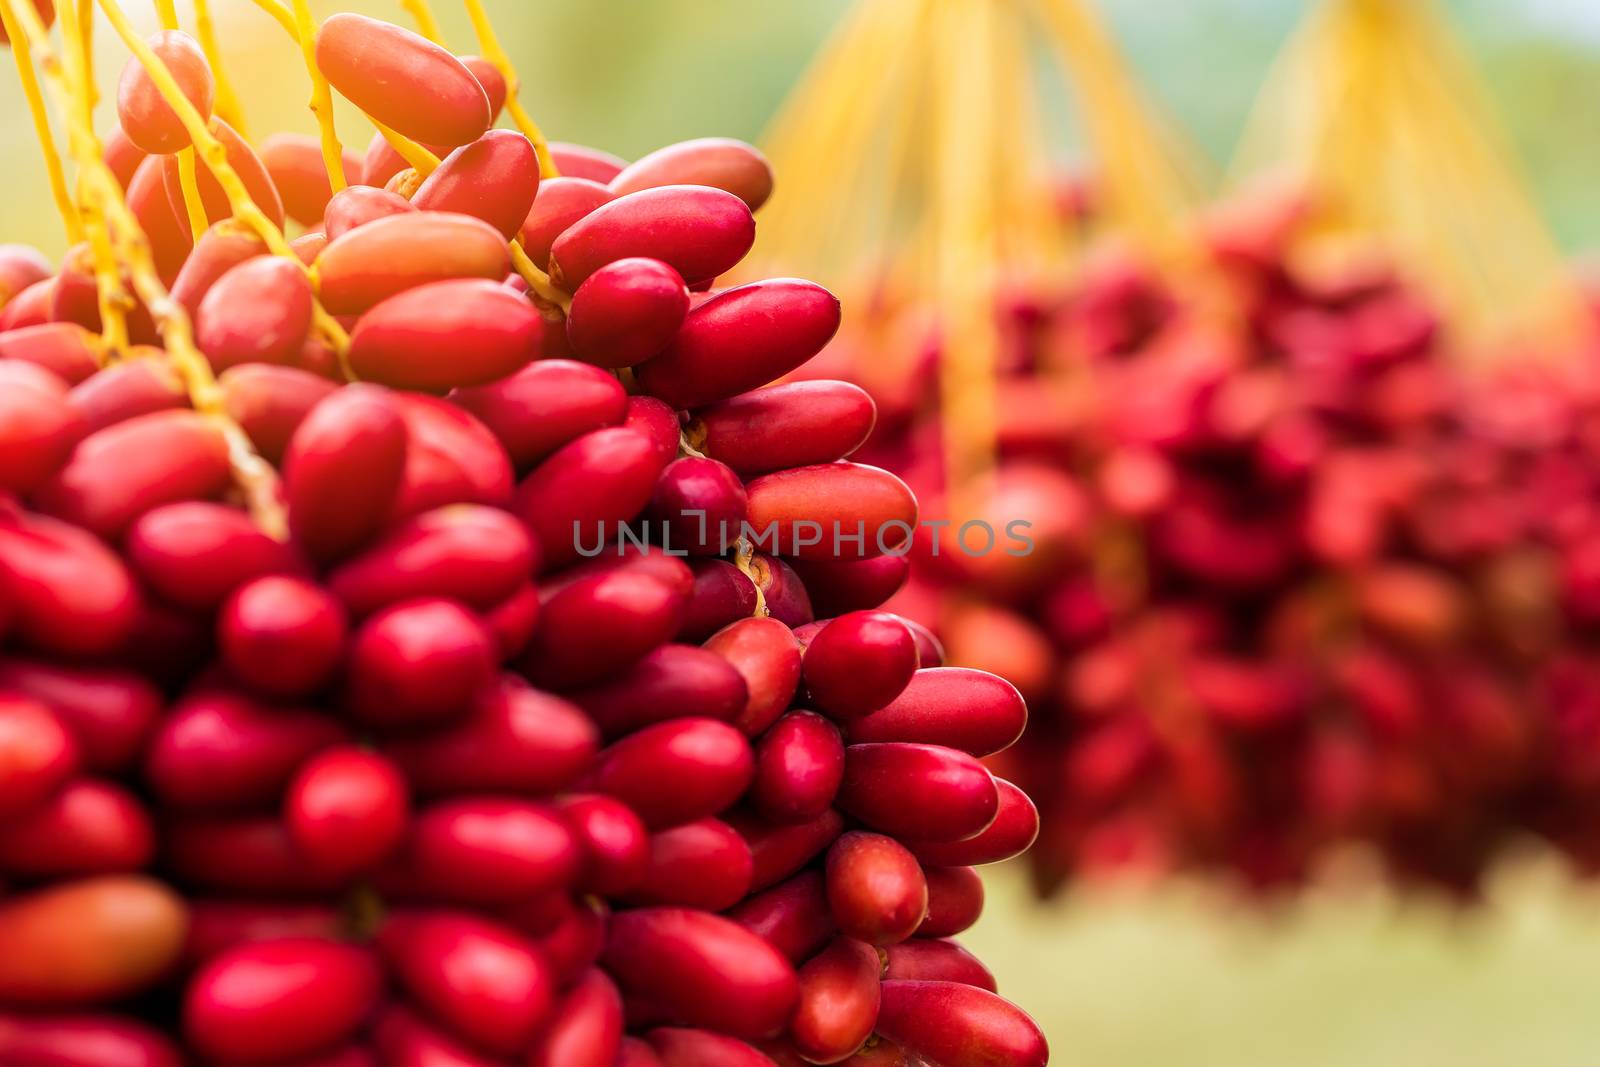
[[0, 9, 1047, 1067], [844, 184, 1600, 896]]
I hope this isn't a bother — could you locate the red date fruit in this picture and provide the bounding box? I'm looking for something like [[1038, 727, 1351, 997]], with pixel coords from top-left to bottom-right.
[[315, 15, 490, 147], [0, 512, 140, 657], [788, 555, 910, 618], [197, 256, 314, 370], [316, 211, 511, 316], [160, 119, 285, 235], [883, 939, 996, 992], [588, 717, 754, 829], [703, 617, 803, 736], [557, 792, 650, 897], [344, 598, 496, 728], [567, 643, 747, 739], [392, 797, 579, 905], [322, 184, 415, 241], [514, 427, 669, 568], [451, 359, 627, 471], [328, 504, 535, 617], [647, 1028, 779, 1067], [837, 744, 999, 842], [217, 363, 337, 465], [0, 1014, 181, 1067], [790, 936, 881, 1064], [603, 907, 798, 1039], [875, 981, 1048, 1067], [218, 576, 348, 698], [527, 967, 624, 1067], [803, 612, 918, 719], [116, 30, 214, 154], [919, 866, 985, 938], [549, 141, 628, 183], [848, 667, 1026, 756], [689, 381, 876, 477], [637, 280, 841, 409], [625, 817, 753, 910], [66, 357, 185, 432], [731, 809, 846, 892], [0, 696, 76, 817], [567, 257, 690, 368], [610, 138, 773, 211], [284, 385, 408, 562], [905, 778, 1039, 867], [549, 185, 755, 291], [744, 463, 917, 562], [0, 361, 81, 494], [825, 831, 927, 946], [0, 659, 161, 773], [284, 746, 409, 877], [183, 939, 381, 1065], [349, 278, 539, 392], [261, 133, 362, 226], [413, 129, 539, 240], [145, 690, 343, 809], [521, 177, 613, 268], [727, 871, 835, 964], [750, 710, 845, 823]]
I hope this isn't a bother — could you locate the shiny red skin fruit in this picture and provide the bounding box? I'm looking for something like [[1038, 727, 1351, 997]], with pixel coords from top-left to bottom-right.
[[0, 875, 187, 1007], [316, 210, 511, 317], [343, 598, 497, 728], [0, 322, 101, 384], [802, 612, 919, 720], [183, 900, 342, 965], [637, 280, 842, 409], [883, 939, 996, 992], [66, 357, 185, 433], [750, 710, 845, 824], [348, 278, 539, 393], [322, 184, 416, 241], [518, 569, 688, 690], [47, 246, 154, 345], [0, 779, 153, 877], [260, 133, 363, 227], [283, 384, 409, 563], [458, 55, 507, 118], [385, 797, 580, 906], [788, 555, 910, 618], [0, 696, 76, 818], [451, 359, 627, 472], [727, 871, 836, 964], [609, 137, 774, 211], [0, 360, 82, 494], [556, 792, 650, 897], [846, 667, 1027, 757], [327, 504, 536, 618], [115, 29, 214, 154], [383, 680, 596, 798], [647, 1028, 780, 1067], [567, 642, 747, 739], [122, 542, 262, 641], [218, 575, 349, 698], [919, 866, 985, 938], [624, 395, 683, 465], [728, 808, 846, 892], [837, 744, 999, 843], [171, 224, 266, 317], [0, 659, 161, 773], [388, 393, 514, 522], [159, 119, 285, 237], [825, 831, 928, 947], [647, 456, 748, 556], [549, 141, 628, 183], [679, 560, 759, 642], [689, 380, 876, 477], [703, 616, 803, 736], [520, 176, 614, 268], [0, 278, 56, 332], [527, 967, 624, 1067], [603, 907, 798, 1040], [284, 746, 410, 878], [904, 778, 1040, 867], [144, 689, 344, 809], [744, 463, 917, 562], [549, 185, 754, 290], [218, 363, 338, 466], [0, 242, 52, 303], [102, 126, 149, 191], [183, 939, 381, 1066], [623, 817, 754, 911], [790, 936, 882, 1064], [514, 426, 670, 568], [586, 717, 754, 830], [378, 909, 554, 1055], [126, 157, 192, 283], [0, 1014, 182, 1067], [0, 512, 140, 658], [874, 981, 1048, 1067], [315, 14, 490, 147], [196, 255, 314, 372], [567, 257, 690, 368], [31, 410, 231, 539], [413, 129, 539, 240], [371, 1005, 503, 1067]]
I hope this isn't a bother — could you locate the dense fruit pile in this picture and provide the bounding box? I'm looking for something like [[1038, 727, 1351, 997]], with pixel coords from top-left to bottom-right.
[[838, 185, 1600, 895], [0, 7, 1046, 1066]]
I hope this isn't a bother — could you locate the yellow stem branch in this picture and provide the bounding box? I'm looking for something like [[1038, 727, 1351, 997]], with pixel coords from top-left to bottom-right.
[[194, 0, 249, 135], [400, 0, 445, 43], [0, 0, 82, 244], [290, 0, 347, 192]]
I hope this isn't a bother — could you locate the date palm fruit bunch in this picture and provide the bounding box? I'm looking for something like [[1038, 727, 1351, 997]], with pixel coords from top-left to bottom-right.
[[759, 0, 1600, 896], [0, 1, 1047, 1064]]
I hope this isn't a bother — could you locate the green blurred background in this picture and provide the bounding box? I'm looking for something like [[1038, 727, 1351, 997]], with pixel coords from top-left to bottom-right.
[[9, 1, 1600, 1063]]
